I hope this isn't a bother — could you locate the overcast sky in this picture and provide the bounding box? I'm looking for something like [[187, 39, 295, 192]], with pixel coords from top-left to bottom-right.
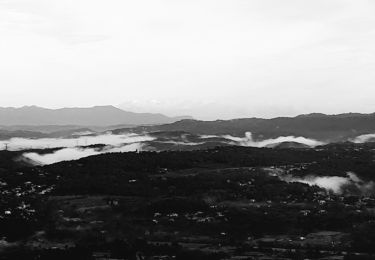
[[1, 0, 374, 119]]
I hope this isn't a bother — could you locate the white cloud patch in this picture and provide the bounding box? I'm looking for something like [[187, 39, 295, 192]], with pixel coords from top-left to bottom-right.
[[202, 132, 324, 148], [281, 174, 349, 194], [0, 133, 154, 151], [280, 171, 375, 195], [23, 147, 100, 165], [0, 132, 153, 165], [351, 133, 375, 143], [155, 140, 205, 146], [22, 142, 145, 165]]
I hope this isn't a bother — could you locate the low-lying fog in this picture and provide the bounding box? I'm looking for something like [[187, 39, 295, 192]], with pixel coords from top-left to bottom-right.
[[275, 170, 375, 195], [351, 133, 375, 143], [0, 131, 373, 165], [220, 132, 324, 147], [0, 133, 154, 151], [23, 143, 145, 165], [0, 133, 154, 165]]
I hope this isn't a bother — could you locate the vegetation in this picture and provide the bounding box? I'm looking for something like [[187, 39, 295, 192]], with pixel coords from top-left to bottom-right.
[[1, 143, 375, 259]]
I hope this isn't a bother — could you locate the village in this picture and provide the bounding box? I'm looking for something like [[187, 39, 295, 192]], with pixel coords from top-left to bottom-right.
[[1, 143, 375, 259]]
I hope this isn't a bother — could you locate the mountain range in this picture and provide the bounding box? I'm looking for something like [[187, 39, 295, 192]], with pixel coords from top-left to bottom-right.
[[0, 106, 192, 126], [1, 106, 375, 143], [113, 112, 375, 142]]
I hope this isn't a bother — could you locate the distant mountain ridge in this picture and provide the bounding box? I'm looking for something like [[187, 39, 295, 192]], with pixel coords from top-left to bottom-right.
[[114, 112, 375, 142], [0, 106, 192, 126], [2, 106, 375, 144]]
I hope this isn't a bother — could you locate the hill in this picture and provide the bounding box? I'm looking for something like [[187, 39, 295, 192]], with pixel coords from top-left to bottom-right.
[[0, 106, 192, 126], [113, 113, 375, 142]]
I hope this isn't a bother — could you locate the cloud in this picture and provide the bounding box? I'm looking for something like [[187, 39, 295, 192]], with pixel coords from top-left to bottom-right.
[[351, 133, 375, 143], [279, 171, 375, 195], [154, 140, 205, 146], [1, 1, 375, 117], [23, 147, 100, 165], [0, 133, 155, 151], [205, 132, 324, 148], [22, 142, 145, 165], [106, 142, 144, 153], [1, 131, 322, 164], [281, 174, 349, 194], [0, 0, 109, 44]]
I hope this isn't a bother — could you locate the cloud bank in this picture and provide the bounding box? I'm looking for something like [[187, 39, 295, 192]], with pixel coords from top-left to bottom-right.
[[351, 133, 375, 143], [0, 133, 154, 151], [0, 133, 153, 165], [23, 143, 146, 165], [202, 132, 324, 148], [280, 172, 375, 195]]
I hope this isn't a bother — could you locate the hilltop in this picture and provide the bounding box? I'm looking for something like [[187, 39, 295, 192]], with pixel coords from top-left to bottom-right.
[[0, 106, 192, 126]]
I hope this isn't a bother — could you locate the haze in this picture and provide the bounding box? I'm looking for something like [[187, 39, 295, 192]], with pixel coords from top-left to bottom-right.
[[1, 0, 374, 119]]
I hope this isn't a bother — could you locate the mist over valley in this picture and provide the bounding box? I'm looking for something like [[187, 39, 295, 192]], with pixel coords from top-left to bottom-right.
[[2, 0, 375, 257], [2, 110, 375, 259]]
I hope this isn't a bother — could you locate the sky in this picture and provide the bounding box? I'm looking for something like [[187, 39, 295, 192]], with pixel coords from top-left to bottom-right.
[[0, 0, 374, 120]]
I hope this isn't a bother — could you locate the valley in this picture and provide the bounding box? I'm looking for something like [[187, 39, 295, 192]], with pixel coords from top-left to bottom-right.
[[1, 143, 375, 259]]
